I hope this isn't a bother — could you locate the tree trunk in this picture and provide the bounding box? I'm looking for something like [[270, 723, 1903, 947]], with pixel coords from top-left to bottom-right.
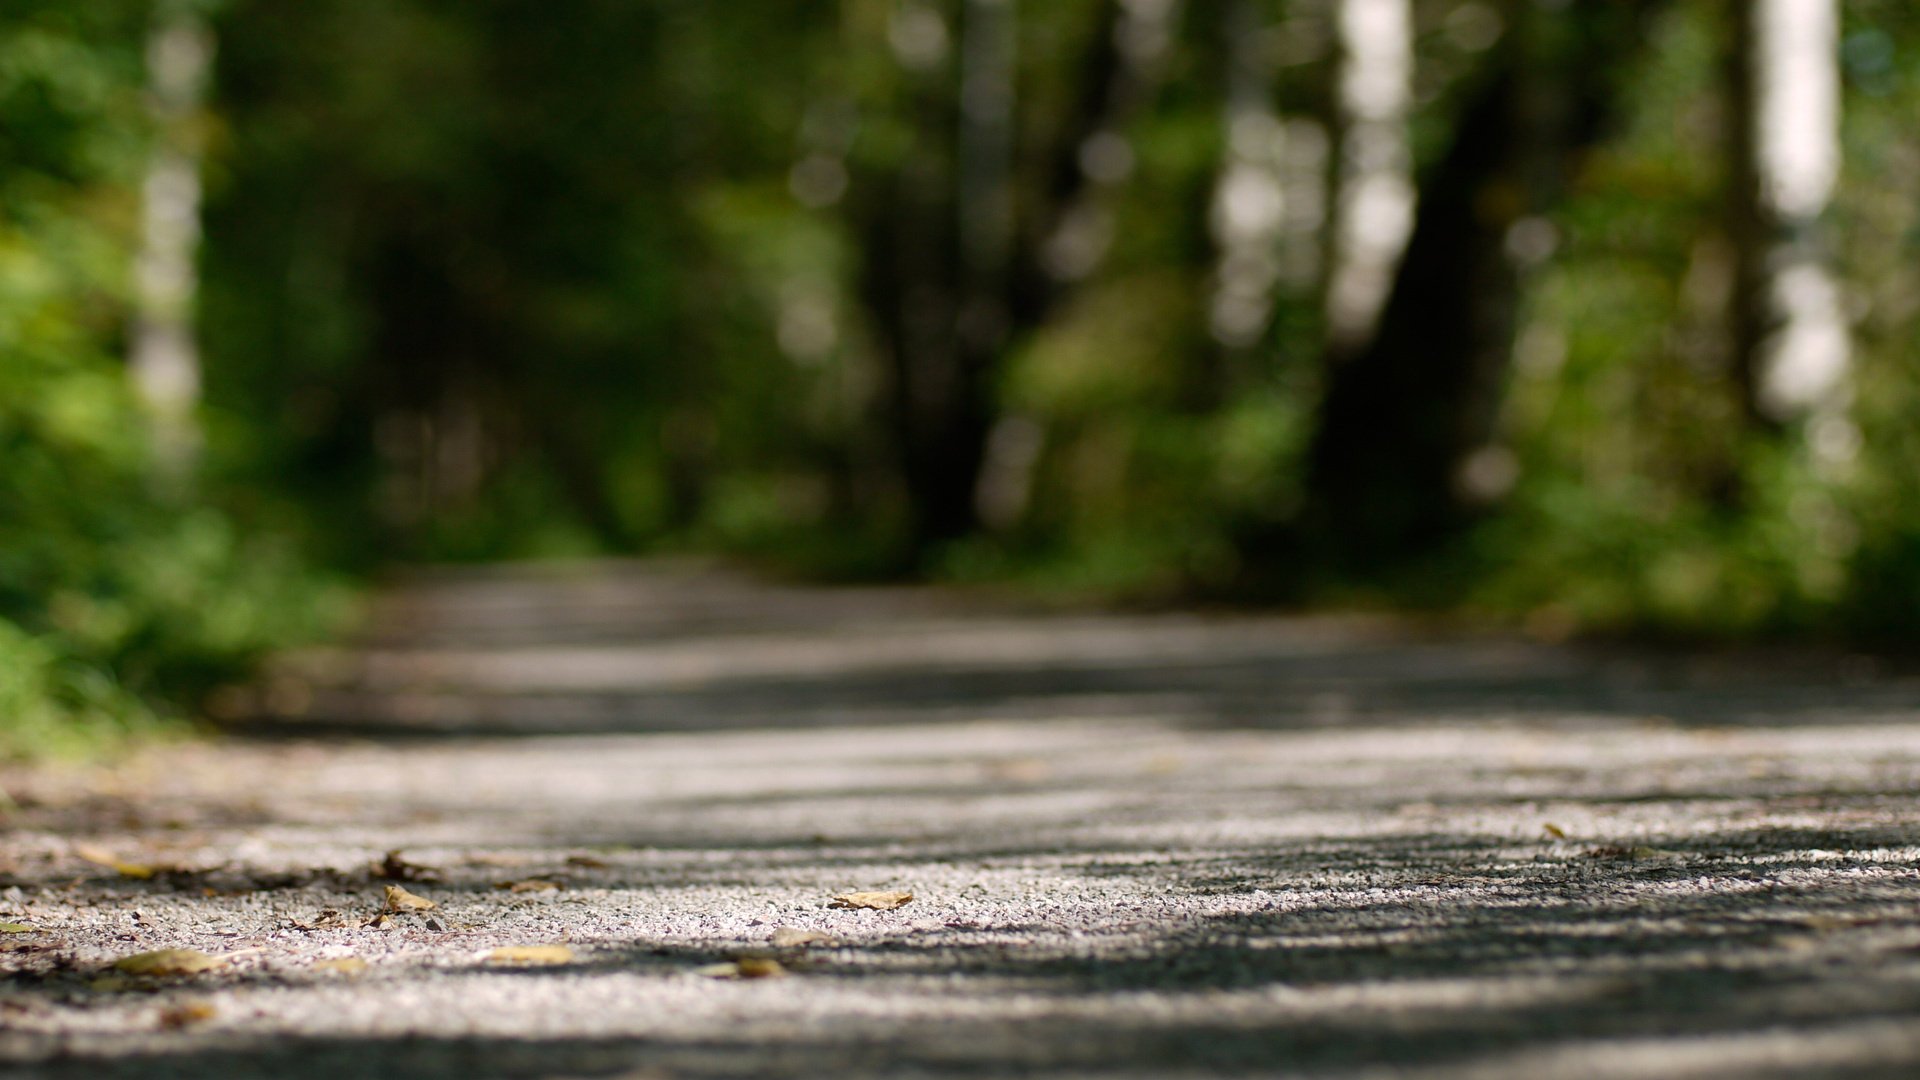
[[1727, 0, 1849, 451], [1300, 2, 1664, 572], [131, 1, 215, 486]]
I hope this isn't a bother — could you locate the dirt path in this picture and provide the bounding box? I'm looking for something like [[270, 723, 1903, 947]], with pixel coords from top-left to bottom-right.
[[5, 561, 1920, 1078]]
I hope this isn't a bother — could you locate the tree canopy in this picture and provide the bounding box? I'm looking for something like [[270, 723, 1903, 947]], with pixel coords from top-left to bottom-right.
[[4, 0, 1920, 752]]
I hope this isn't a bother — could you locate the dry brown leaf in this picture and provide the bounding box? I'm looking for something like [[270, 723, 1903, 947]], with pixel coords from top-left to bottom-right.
[[312, 957, 369, 976], [485, 944, 575, 966], [114, 949, 227, 977], [74, 843, 156, 880], [0, 923, 34, 934], [363, 913, 397, 930], [565, 855, 610, 869], [768, 928, 836, 948], [496, 879, 561, 894], [383, 884, 437, 912], [829, 890, 913, 911], [157, 1000, 218, 1028]]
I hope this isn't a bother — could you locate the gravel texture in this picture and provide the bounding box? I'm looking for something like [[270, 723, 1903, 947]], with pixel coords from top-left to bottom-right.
[[5, 561, 1920, 1078]]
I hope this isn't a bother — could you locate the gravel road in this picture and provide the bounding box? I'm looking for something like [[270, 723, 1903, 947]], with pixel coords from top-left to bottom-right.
[[5, 561, 1920, 1078]]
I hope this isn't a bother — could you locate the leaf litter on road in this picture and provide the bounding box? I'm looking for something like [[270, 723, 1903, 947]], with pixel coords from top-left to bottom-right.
[[695, 956, 787, 979], [73, 843, 157, 879], [311, 957, 369, 976], [114, 949, 228, 977]]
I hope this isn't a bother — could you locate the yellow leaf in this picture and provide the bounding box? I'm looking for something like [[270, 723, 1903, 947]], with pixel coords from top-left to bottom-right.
[[1542, 823, 1568, 839], [158, 1000, 219, 1028], [734, 956, 787, 979], [113, 949, 227, 977], [0, 922, 34, 934], [829, 890, 913, 911], [485, 945, 575, 966], [383, 884, 437, 912], [312, 957, 369, 976], [694, 957, 787, 979], [74, 843, 156, 879]]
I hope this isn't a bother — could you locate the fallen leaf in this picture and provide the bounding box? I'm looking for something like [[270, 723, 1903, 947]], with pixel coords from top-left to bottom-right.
[[383, 884, 437, 912], [565, 855, 610, 869], [157, 1000, 218, 1028], [0, 923, 34, 934], [73, 843, 156, 879], [695, 957, 787, 980], [830, 890, 913, 911], [734, 956, 787, 979], [1542, 823, 1568, 839], [363, 913, 396, 931], [114, 949, 227, 977], [496, 879, 561, 894], [89, 975, 135, 993], [768, 928, 836, 948], [312, 957, 369, 976], [485, 945, 575, 966], [294, 908, 355, 931]]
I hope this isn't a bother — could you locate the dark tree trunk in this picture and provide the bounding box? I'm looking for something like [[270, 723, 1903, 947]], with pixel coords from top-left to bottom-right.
[[1299, 1, 1663, 573], [1301, 64, 1523, 570]]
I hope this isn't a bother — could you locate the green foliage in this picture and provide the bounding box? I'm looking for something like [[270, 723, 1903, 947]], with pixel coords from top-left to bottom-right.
[[13, 0, 1920, 766], [0, 0, 341, 759]]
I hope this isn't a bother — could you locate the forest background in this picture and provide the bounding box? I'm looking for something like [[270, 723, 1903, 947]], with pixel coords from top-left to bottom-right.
[[3, 0, 1918, 756]]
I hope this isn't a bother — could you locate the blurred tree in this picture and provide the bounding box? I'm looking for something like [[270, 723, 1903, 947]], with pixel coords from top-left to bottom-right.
[[1322, 0, 1412, 360], [847, 0, 1182, 563], [130, 0, 216, 485], [1299, 0, 1666, 572], [1726, 0, 1849, 443]]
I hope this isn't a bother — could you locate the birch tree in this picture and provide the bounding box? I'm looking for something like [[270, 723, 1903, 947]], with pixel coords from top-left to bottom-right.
[[131, 0, 215, 483], [1728, 0, 1850, 459]]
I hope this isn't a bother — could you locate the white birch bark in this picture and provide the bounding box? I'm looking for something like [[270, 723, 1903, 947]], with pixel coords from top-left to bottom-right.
[[1747, 0, 1850, 451], [132, 3, 214, 482]]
